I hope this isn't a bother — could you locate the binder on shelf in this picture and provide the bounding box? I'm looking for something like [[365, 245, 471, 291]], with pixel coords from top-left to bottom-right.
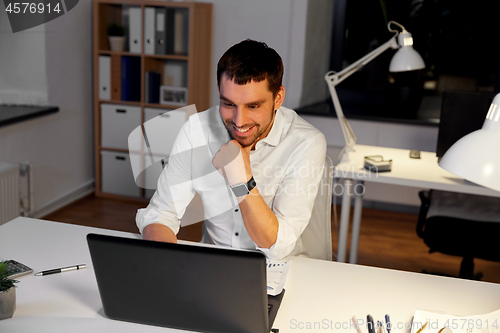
[[121, 56, 141, 102], [165, 9, 175, 54], [99, 55, 111, 100], [155, 8, 167, 55], [174, 9, 189, 55], [128, 7, 142, 53], [150, 71, 161, 104], [145, 71, 161, 104], [144, 7, 156, 55], [145, 71, 150, 104]]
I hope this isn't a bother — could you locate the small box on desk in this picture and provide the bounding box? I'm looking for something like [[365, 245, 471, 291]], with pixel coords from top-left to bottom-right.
[[364, 155, 392, 172]]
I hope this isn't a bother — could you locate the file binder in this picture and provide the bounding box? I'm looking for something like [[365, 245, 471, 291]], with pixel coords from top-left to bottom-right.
[[145, 71, 161, 104], [98, 56, 111, 100], [121, 56, 141, 102], [174, 9, 189, 55], [155, 8, 167, 55], [128, 7, 142, 53], [144, 7, 155, 55]]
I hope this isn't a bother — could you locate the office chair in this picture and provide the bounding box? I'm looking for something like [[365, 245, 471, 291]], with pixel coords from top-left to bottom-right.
[[417, 190, 500, 279], [300, 156, 334, 261], [416, 90, 500, 279]]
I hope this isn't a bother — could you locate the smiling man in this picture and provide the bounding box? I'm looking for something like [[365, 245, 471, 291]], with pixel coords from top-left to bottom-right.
[[136, 40, 327, 260]]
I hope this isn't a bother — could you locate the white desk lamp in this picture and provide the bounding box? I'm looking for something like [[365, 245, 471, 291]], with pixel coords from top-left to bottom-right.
[[439, 93, 500, 192], [325, 21, 425, 163]]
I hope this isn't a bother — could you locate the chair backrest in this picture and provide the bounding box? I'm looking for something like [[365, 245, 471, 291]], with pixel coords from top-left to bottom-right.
[[300, 156, 333, 261]]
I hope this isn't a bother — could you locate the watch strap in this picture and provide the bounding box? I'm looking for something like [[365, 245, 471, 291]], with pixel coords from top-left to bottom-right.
[[230, 176, 256, 197], [246, 176, 256, 192]]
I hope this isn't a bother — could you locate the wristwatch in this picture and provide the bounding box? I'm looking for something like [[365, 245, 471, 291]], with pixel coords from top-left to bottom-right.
[[230, 176, 256, 197]]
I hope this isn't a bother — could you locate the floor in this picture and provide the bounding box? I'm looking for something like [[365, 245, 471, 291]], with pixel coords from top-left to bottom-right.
[[43, 194, 500, 284]]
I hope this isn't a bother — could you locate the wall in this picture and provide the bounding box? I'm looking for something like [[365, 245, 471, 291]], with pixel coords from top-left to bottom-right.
[[0, 1, 94, 217], [0, 6, 47, 105], [196, 0, 312, 110], [300, 0, 334, 107]]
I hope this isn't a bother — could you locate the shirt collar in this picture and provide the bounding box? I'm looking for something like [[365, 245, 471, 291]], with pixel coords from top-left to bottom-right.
[[256, 107, 284, 148]]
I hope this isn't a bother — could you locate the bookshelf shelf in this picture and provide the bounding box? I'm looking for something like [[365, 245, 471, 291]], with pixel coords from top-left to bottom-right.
[[93, 0, 212, 200]]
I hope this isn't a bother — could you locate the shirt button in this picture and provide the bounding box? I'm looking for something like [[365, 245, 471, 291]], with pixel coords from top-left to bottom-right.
[[235, 209, 239, 212], [235, 232, 239, 236]]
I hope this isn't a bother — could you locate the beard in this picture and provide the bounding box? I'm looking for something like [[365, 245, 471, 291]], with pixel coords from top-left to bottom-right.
[[222, 109, 275, 148]]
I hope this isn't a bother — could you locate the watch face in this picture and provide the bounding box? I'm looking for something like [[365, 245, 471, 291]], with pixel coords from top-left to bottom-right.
[[231, 184, 249, 197]]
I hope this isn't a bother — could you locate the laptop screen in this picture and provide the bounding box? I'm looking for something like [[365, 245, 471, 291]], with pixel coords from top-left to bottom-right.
[[87, 233, 275, 333]]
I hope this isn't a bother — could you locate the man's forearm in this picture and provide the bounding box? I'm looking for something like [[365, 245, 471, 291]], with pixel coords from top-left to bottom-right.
[[239, 187, 279, 249], [142, 223, 178, 243]]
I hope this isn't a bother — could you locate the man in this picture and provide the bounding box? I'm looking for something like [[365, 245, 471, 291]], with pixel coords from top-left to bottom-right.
[[136, 39, 326, 260]]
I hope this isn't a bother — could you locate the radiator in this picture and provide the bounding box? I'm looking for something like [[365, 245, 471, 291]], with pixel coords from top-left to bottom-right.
[[0, 163, 20, 225]]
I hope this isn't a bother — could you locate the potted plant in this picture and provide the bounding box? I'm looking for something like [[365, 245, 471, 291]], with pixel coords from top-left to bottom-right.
[[107, 22, 126, 52], [0, 261, 18, 320]]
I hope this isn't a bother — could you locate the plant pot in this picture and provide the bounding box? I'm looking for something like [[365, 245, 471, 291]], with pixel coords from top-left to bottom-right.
[[0, 287, 16, 320], [108, 36, 125, 52]]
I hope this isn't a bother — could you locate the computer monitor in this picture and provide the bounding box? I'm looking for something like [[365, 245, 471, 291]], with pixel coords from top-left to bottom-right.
[[436, 90, 495, 160]]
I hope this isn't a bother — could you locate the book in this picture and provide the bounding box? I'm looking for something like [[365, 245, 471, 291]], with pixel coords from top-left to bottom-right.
[[145, 71, 150, 104], [148, 71, 161, 104], [121, 56, 141, 102]]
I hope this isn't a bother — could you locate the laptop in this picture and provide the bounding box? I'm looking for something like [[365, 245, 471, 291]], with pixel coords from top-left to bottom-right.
[[87, 233, 284, 333]]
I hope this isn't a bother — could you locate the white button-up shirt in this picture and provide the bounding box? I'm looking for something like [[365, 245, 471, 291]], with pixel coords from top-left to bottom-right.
[[136, 106, 327, 260]]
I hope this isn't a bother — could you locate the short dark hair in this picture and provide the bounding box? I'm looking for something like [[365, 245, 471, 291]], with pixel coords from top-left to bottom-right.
[[217, 39, 284, 97]]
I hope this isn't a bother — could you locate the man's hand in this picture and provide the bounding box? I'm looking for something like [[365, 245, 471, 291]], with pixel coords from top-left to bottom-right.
[[212, 140, 252, 186]]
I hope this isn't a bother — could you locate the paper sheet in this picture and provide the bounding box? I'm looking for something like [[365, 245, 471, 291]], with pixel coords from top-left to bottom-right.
[[266, 259, 290, 296], [411, 309, 500, 333]]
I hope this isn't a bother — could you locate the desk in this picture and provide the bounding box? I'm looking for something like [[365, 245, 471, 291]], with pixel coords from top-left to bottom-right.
[[1, 217, 500, 332], [332, 145, 500, 264]]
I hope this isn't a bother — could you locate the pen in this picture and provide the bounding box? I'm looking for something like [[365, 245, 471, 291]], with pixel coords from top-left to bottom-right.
[[352, 316, 363, 333], [377, 321, 384, 333], [415, 322, 428, 333], [367, 315, 376, 333], [385, 315, 391, 333], [35, 264, 86, 276]]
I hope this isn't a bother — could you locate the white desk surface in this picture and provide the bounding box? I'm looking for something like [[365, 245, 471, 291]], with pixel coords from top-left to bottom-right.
[[1, 217, 500, 332], [332, 145, 500, 197]]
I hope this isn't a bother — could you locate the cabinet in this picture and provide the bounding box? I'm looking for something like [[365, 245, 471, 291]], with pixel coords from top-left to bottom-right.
[[92, 0, 212, 200]]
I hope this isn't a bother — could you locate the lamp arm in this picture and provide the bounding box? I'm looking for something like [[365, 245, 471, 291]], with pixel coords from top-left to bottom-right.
[[324, 34, 399, 163], [329, 35, 399, 86]]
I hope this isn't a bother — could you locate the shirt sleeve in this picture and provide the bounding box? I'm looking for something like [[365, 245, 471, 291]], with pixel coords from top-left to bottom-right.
[[136, 121, 196, 235], [256, 133, 327, 260]]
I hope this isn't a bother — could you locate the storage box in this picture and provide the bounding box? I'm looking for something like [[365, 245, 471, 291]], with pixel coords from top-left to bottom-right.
[[143, 108, 186, 156], [101, 151, 141, 197], [101, 104, 141, 150]]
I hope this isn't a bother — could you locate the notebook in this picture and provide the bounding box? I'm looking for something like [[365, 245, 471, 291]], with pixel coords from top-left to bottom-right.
[[87, 233, 284, 333]]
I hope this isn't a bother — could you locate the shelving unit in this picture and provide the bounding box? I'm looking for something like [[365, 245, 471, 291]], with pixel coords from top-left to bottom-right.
[[92, 0, 212, 201]]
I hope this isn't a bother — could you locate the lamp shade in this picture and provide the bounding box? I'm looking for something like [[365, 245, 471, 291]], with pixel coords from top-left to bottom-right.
[[439, 93, 500, 192], [389, 32, 425, 72]]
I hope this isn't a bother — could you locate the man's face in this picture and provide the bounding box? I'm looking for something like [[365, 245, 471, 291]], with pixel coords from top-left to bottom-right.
[[219, 74, 284, 148]]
